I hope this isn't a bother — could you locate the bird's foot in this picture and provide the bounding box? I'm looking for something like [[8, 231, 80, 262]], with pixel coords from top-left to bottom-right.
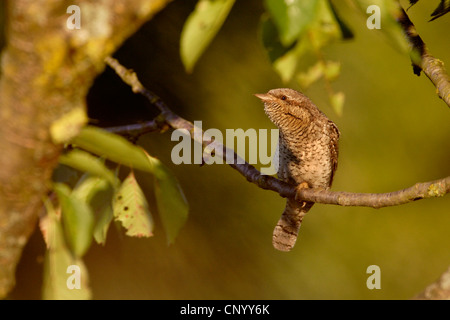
[[295, 182, 310, 208]]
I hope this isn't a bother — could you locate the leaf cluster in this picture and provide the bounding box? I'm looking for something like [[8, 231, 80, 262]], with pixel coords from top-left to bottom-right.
[[179, 0, 425, 114], [44, 125, 188, 299]]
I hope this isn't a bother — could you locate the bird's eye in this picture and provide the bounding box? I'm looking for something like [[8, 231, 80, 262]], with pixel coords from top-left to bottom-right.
[[281, 95, 287, 101]]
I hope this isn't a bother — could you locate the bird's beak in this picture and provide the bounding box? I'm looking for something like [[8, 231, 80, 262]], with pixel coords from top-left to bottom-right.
[[254, 93, 272, 102]]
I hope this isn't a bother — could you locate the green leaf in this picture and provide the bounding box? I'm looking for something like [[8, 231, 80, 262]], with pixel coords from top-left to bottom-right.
[[297, 60, 342, 104], [307, 0, 342, 49], [328, 0, 354, 40], [50, 107, 88, 144], [72, 175, 114, 245], [72, 126, 154, 173], [297, 61, 324, 88], [42, 199, 92, 300], [264, 0, 320, 47], [89, 179, 114, 245], [329, 91, 345, 116], [323, 60, 341, 81], [354, 0, 409, 53], [260, 14, 295, 63], [73, 126, 189, 243], [54, 183, 94, 257], [267, 0, 343, 83], [273, 36, 311, 82], [146, 153, 189, 245], [59, 149, 120, 188], [180, 0, 236, 73], [113, 171, 154, 238]]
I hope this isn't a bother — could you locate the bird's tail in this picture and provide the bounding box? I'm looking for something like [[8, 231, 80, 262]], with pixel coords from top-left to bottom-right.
[[272, 199, 314, 252]]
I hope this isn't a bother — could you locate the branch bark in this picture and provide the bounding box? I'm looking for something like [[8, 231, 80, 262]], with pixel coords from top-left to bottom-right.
[[397, 3, 450, 109], [296, 177, 450, 208], [415, 266, 450, 300], [105, 57, 450, 209], [0, 0, 172, 299]]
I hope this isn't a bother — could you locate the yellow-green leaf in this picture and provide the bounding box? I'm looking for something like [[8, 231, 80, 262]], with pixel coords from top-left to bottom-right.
[[297, 61, 324, 88], [329, 91, 345, 116], [307, 0, 342, 49], [54, 183, 94, 257], [42, 199, 92, 300], [180, 0, 236, 73], [323, 60, 341, 81], [72, 126, 154, 173], [264, 0, 319, 46], [354, 0, 409, 53], [273, 37, 311, 83], [59, 149, 120, 188], [146, 153, 189, 245], [113, 171, 153, 238], [72, 175, 114, 245], [268, 0, 343, 83], [260, 14, 294, 63]]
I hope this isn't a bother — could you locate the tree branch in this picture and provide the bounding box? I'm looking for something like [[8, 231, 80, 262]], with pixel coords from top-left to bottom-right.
[[296, 176, 450, 208], [414, 266, 450, 300], [397, 3, 450, 109], [105, 57, 450, 209]]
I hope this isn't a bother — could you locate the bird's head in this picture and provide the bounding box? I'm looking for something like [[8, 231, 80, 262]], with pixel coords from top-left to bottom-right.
[[255, 88, 315, 131]]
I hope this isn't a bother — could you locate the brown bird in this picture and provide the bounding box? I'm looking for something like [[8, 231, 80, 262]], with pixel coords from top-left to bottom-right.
[[255, 88, 340, 252]]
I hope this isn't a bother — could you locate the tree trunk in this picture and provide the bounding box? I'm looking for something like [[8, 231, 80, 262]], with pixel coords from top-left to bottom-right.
[[0, 0, 171, 298]]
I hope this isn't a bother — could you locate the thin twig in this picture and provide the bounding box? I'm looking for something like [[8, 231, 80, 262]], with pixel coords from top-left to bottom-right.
[[105, 119, 159, 135], [104, 56, 450, 208], [396, 3, 450, 109]]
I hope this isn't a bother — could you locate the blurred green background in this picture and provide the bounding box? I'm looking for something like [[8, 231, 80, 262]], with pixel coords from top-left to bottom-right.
[[11, 0, 450, 299]]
